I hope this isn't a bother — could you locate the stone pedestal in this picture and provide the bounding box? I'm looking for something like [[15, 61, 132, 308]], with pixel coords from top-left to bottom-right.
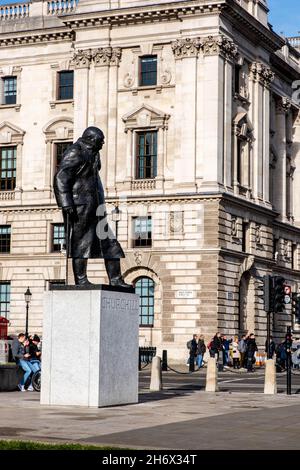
[[264, 359, 277, 395], [205, 357, 219, 392], [40, 285, 139, 407]]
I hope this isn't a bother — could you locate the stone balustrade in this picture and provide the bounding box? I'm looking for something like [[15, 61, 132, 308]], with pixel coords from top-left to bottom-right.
[[47, 0, 78, 15], [288, 36, 300, 50], [0, 2, 30, 20], [0, 0, 78, 20]]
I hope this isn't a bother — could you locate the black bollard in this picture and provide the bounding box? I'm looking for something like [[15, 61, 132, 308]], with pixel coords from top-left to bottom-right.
[[162, 349, 168, 371]]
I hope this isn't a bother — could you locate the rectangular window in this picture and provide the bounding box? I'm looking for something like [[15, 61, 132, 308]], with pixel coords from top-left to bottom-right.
[[242, 221, 249, 253], [3, 76, 17, 105], [0, 225, 11, 253], [58, 71, 74, 100], [0, 146, 16, 191], [136, 131, 157, 179], [52, 223, 65, 252], [132, 216, 152, 248], [234, 65, 240, 94], [135, 277, 154, 326], [139, 56, 157, 86], [0, 282, 10, 318], [54, 142, 72, 172]]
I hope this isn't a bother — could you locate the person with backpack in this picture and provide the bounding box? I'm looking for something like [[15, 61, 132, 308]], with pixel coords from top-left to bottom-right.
[[196, 335, 206, 368], [187, 334, 198, 372]]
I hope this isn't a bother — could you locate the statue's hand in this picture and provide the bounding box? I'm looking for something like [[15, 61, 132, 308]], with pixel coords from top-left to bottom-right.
[[63, 205, 78, 222]]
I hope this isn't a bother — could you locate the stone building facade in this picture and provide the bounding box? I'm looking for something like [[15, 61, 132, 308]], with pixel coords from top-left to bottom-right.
[[0, 0, 300, 361]]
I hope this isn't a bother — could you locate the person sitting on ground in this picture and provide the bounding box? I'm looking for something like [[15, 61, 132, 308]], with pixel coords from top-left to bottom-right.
[[11, 333, 35, 392]]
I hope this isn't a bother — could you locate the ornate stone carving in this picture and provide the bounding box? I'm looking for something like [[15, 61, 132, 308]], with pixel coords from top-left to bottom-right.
[[231, 216, 238, 238], [254, 224, 262, 245], [92, 47, 122, 66], [283, 239, 290, 260], [171, 37, 201, 59], [202, 35, 238, 61], [276, 96, 292, 114], [110, 47, 122, 66], [169, 211, 184, 235], [249, 62, 275, 87], [161, 69, 172, 85], [92, 47, 112, 66], [134, 251, 142, 266], [124, 73, 134, 88], [72, 49, 92, 69], [239, 69, 250, 100]]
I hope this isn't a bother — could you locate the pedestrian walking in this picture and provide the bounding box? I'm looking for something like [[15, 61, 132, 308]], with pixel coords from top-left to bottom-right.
[[188, 334, 198, 372], [238, 335, 247, 369], [245, 333, 258, 372], [210, 332, 223, 360], [196, 335, 206, 368], [231, 336, 240, 369]]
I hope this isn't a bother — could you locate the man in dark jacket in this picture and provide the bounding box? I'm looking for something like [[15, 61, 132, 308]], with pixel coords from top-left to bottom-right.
[[246, 333, 258, 372], [189, 334, 198, 372], [12, 333, 35, 392], [211, 332, 223, 359], [54, 127, 131, 288]]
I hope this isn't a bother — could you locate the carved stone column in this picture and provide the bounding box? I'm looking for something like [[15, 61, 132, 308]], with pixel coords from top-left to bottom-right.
[[292, 111, 300, 225], [72, 49, 92, 139], [274, 96, 291, 220], [171, 38, 201, 188], [200, 35, 238, 192], [92, 47, 115, 189], [249, 62, 274, 202], [106, 47, 122, 194]]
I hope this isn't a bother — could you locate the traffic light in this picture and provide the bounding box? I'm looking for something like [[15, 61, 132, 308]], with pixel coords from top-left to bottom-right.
[[273, 276, 285, 313], [263, 275, 273, 313], [285, 328, 293, 351], [292, 293, 300, 323]]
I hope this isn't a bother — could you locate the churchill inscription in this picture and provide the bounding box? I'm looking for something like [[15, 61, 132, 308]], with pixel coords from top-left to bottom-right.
[[101, 297, 139, 311]]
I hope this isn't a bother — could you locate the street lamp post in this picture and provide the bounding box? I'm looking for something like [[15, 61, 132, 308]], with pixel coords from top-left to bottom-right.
[[24, 287, 32, 338], [111, 204, 122, 240]]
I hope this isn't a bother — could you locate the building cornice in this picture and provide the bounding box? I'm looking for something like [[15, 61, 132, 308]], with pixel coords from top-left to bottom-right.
[[0, 0, 286, 55], [0, 27, 74, 48], [223, 0, 285, 53], [270, 51, 300, 84]]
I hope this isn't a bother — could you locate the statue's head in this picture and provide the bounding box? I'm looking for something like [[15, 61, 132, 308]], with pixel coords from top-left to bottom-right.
[[82, 127, 105, 152]]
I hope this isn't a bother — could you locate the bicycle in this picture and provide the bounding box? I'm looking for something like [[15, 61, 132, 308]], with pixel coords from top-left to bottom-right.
[[31, 369, 41, 392]]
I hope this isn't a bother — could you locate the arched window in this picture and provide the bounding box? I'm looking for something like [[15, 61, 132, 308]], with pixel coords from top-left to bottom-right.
[[134, 277, 154, 326]]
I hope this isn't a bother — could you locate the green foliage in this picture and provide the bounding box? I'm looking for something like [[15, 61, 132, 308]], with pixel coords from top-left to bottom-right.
[[0, 440, 123, 450]]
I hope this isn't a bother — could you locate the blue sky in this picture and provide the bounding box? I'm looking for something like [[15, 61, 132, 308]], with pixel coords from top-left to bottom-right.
[[0, 0, 298, 38], [268, 0, 300, 37]]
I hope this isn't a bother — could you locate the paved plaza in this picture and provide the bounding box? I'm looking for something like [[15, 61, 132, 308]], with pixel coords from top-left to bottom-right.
[[1, 368, 300, 450]]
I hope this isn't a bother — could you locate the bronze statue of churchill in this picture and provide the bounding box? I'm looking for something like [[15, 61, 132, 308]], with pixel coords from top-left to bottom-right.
[[54, 126, 130, 288]]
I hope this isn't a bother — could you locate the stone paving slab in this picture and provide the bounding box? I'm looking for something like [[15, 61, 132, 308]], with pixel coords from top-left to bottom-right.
[[1, 389, 300, 449]]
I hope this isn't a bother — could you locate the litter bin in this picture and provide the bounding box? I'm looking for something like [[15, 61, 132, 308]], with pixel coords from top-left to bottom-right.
[[0, 316, 9, 339]]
